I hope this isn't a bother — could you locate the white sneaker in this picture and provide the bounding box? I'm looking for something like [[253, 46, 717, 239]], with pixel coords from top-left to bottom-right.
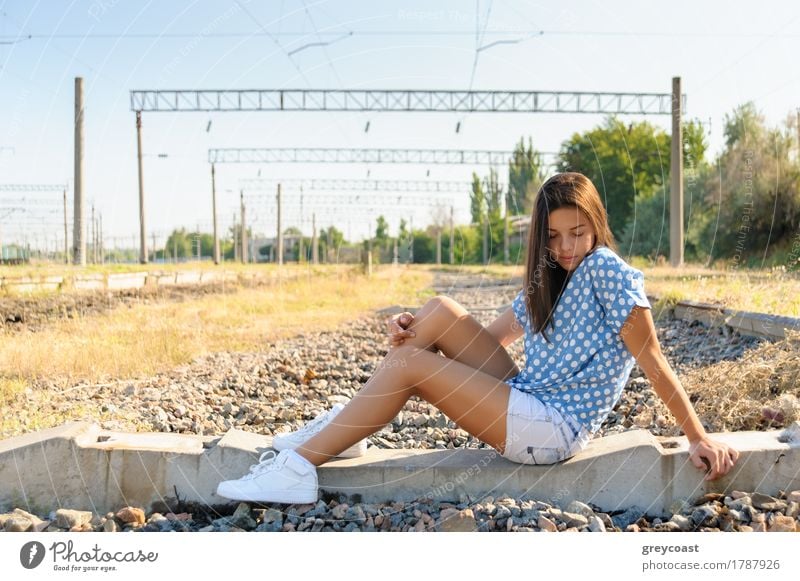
[[216, 449, 318, 504], [272, 402, 368, 458]]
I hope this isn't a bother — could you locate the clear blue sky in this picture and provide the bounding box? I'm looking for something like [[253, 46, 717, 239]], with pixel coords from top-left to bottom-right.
[[1, 0, 799, 250]]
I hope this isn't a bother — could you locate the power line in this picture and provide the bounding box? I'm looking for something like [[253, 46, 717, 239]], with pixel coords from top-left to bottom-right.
[[5, 30, 800, 40]]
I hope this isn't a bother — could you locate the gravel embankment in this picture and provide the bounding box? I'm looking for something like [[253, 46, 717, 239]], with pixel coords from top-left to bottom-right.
[[3, 273, 796, 532]]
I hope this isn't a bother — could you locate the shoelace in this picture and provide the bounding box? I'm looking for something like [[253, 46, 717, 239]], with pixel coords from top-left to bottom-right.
[[241, 450, 281, 480], [298, 408, 337, 434]]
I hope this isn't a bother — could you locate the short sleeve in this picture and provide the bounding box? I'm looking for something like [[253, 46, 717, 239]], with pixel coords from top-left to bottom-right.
[[510, 289, 528, 329], [588, 251, 651, 336]]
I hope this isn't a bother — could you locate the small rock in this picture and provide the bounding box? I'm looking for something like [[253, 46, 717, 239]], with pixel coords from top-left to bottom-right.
[[787, 490, 800, 503], [562, 511, 589, 528], [438, 508, 476, 532], [786, 502, 799, 519], [690, 505, 717, 528], [669, 514, 693, 531], [768, 516, 797, 532], [261, 508, 283, 525], [611, 506, 645, 530], [229, 503, 256, 530], [103, 519, 119, 532], [56, 509, 94, 529], [588, 515, 606, 532], [4, 517, 33, 532], [537, 515, 558, 532], [751, 492, 783, 511], [565, 500, 595, 519]]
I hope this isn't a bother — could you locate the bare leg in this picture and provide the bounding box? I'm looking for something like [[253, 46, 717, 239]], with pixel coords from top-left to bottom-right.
[[295, 296, 516, 466]]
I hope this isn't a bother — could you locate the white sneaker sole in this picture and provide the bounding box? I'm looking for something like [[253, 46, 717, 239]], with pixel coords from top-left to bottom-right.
[[216, 483, 317, 504]]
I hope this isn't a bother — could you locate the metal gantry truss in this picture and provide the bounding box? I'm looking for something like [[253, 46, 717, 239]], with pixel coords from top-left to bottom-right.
[[0, 184, 68, 192], [208, 147, 558, 165], [238, 178, 475, 193], [0, 184, 72, 261], [132, 89, 685, 115], [132, 79, 687, 266]]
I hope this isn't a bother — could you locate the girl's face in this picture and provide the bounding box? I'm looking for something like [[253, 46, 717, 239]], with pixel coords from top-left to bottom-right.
[[546, 206, 597, 271]]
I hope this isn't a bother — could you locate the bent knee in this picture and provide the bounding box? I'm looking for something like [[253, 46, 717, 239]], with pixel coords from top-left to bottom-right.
[[425, 295, 467, 319]]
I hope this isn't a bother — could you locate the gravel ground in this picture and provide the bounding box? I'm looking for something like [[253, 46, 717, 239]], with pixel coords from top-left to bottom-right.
[[2, 271, 797, 533]]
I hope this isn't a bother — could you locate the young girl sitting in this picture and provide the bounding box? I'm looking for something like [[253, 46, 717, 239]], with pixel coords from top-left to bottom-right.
[[216, 171, 739, 504]]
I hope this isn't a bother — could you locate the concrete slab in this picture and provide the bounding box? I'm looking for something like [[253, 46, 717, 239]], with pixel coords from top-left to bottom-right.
[[175, 271, 202, 285], [73, 275, 105, 291], [107, 273, 147, 290], [1, 422, 798, 518]]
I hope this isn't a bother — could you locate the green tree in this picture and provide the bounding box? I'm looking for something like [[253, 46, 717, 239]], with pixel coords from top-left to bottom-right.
[[469, 172, 486, 224], [165, 228, 192, 259], [557, 116, 672, 240], [375, 215, 390, 243], [508, 136, 546, 215]]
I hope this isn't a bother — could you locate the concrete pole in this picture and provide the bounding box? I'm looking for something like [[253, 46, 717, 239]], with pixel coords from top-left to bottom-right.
[[91, 204, 95, 264], [670, 76, 684, 268], [233, 212, 238, 262], [99, 213, 103, 264], [503, 194, 510, 265], [409, 215, 414, 263], [276, 183, 283, 266], [240, 190, 248, 264], [63, 188, 69, 264], [135, 110, 147, 264], [450, 205, 454, 264], [74, 77, 86, 266], [482, 213, 488, 265], [298, 186, 304, 264], [436, 228, 441, 265], [211, 163, 220, 265], [312, 212, 318, 264]]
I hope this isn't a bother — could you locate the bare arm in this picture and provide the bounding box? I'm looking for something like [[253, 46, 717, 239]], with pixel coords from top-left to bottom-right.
[[620, 306, 739, 480], [485, 306, 524, 348]]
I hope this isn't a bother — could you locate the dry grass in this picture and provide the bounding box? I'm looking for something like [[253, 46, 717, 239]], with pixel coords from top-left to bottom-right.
[[641, 269, 800, 318], [634, 329, 800, 434], [0, 264, 434, 391]]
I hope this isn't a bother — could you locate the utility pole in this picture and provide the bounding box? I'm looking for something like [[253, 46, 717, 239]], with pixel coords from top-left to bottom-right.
[[298, 185, 304, 264], [670, 76, 684, 267], [240, 190, 248, 264], [74, 77, 86, 266], [482, 211, 488, 266], [276, 183, 283, 266], [99, 213, 103, 264], [450, 205, 454, 264], [311, 212, 318, 264], [409, 215, 414, 263], [135, 110, 147, 264], [63, 188, 69, 264], [91, 204, 95, 263], [211, 163, 219, 265], [503, 193, 510, 265], [436, 227, 441, 265], [233, 212, 238, 262]]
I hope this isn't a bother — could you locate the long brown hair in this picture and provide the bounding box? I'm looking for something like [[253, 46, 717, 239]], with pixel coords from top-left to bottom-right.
[[522, 172, 617, 343]]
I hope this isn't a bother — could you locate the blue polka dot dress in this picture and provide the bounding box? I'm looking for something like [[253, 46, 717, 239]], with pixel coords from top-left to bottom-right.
[[507, 245, 652, 436]]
